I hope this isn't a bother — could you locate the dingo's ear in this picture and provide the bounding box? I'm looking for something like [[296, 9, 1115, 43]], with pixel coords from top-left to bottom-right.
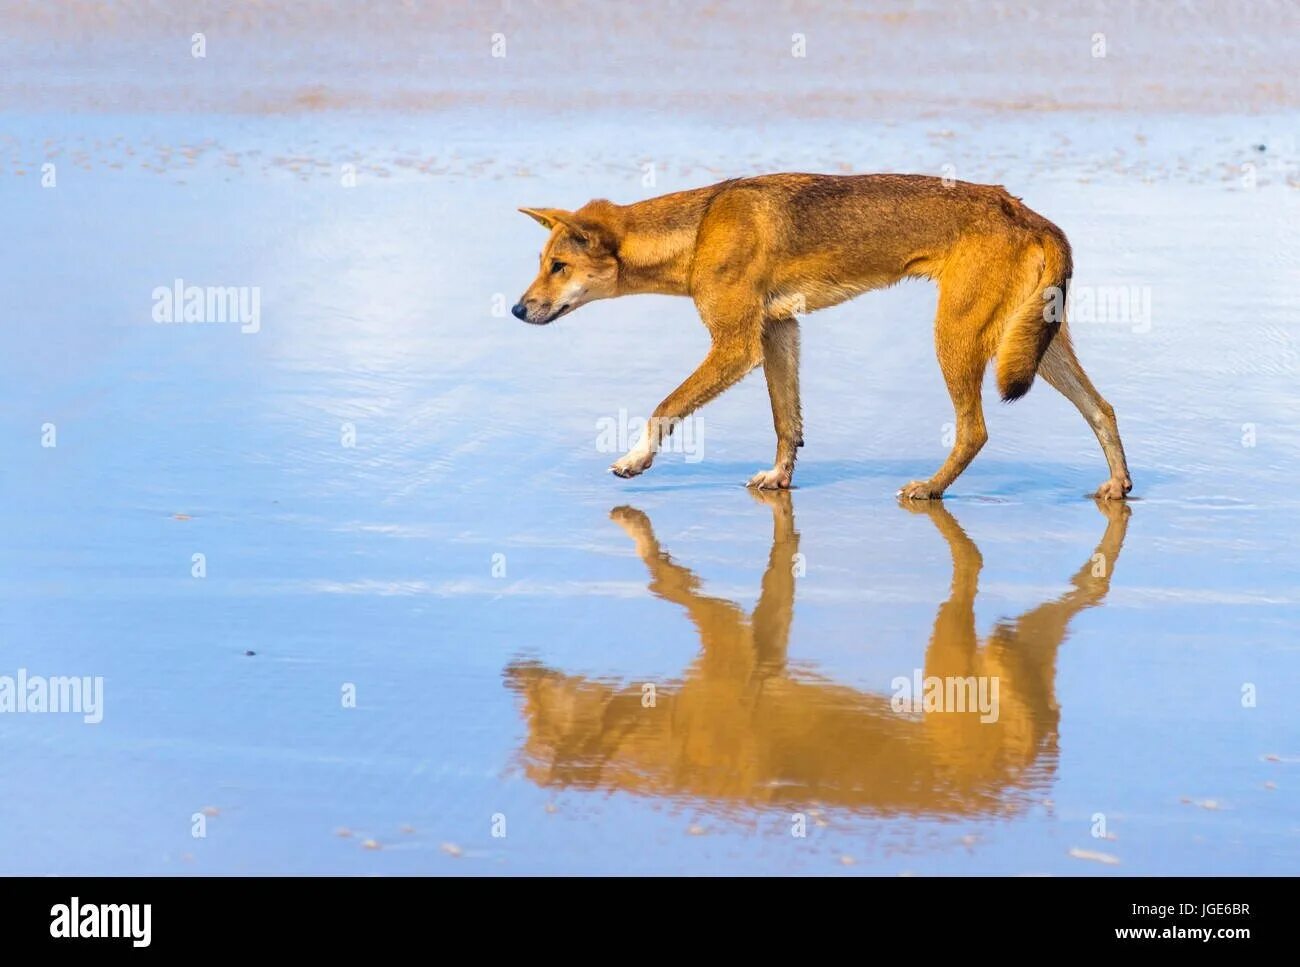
[[520, 205, 619, 253], [518, 207, 569, 230]]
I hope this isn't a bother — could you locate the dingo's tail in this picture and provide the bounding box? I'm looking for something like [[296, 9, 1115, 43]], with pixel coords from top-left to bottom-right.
[[995, 231, 1071, 401]]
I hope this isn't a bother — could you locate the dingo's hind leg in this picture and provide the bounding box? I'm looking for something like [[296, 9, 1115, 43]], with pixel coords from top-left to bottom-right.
[[900, 267, 1002, 499], [1038, 333, 1132, 498]]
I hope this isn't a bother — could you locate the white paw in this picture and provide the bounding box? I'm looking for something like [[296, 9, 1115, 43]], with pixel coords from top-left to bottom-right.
[[898, 480, 942, 500], [610, 448, 654, 479], [747, 466, 792, 490]]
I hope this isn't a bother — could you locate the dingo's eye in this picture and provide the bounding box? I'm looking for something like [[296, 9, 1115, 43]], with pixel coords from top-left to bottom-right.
[[550, 260, 566, 275]]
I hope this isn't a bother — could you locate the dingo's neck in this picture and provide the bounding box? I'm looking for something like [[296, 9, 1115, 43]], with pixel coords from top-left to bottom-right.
[[614, 184, 731, 298]]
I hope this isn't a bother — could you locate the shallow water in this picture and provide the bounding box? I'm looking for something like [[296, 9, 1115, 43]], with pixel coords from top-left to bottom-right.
[[2, 2, 1299, 875]]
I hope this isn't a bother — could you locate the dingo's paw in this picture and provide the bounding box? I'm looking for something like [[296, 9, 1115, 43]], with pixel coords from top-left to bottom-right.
[[1094, 476, 1132, 500], [610, 449, 654, 479], [747, 466, 792, 490], [898, 480, 943, 500]]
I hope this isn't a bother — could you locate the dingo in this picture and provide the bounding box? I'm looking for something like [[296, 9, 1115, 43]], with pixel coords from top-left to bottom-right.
[[513, 174, 1132, 499]]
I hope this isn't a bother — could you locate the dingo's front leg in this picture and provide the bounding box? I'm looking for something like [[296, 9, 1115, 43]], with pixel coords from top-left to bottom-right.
[[611, 337, 760, 478], [749, 317, 801, 489], [612, 208, 768, 481]]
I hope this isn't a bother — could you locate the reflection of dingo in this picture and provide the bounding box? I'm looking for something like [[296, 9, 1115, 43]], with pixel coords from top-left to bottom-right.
[[511, 175, 1132, 499], [505, 494, 1130, 816]]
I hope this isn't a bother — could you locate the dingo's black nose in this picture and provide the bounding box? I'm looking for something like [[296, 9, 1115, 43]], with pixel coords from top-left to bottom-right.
[[511, 303, 528, 320]]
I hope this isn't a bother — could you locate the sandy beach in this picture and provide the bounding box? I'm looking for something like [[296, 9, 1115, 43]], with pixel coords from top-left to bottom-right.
[[0, 0, 1297, 874]]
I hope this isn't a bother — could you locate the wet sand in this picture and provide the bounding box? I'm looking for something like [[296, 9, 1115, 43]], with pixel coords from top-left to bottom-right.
[[1, 2, 1297, 874]]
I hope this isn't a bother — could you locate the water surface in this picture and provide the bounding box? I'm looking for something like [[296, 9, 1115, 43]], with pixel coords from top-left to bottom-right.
[[1, 1, 1297, 875]]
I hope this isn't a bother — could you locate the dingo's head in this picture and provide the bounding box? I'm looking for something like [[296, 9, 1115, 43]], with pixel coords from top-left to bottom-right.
[[513, 203, 620, 325]]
